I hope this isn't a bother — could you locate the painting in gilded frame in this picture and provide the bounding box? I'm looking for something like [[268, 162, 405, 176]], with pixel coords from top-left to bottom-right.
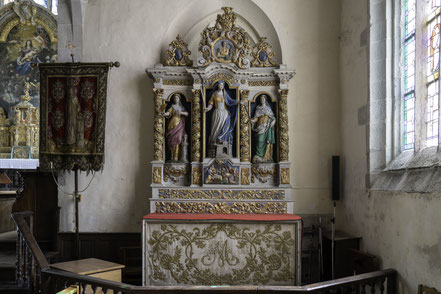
[[0, 23, 57, 121]]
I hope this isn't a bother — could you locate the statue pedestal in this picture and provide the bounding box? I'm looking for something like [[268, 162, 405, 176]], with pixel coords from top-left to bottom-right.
[[142, 213, 302, 286]]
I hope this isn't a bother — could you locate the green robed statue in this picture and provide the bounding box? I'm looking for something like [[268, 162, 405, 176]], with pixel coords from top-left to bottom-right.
[[251, 95, 276, 163]]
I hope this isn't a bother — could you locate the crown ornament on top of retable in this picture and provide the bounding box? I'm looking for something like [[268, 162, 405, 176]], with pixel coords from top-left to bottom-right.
[[197, 7, 252, 69], [165, 35, 193, 66]]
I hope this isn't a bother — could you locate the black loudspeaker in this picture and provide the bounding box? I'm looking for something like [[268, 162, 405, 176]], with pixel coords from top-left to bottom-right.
[[331, 155, 340, 201]]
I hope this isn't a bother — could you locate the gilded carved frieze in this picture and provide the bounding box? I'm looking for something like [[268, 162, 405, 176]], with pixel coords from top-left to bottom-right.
[[155, 201, 287, 214], [248, 80, 278, 87], [158, 188, 285, 200], [163, 80, 193, 86]]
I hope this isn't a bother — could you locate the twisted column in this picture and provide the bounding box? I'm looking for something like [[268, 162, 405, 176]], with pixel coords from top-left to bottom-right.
[[240, 90, 250, 162], [191, 89, 202, 162], [278, 89, 289, 162], [153, 88, 164, 161]]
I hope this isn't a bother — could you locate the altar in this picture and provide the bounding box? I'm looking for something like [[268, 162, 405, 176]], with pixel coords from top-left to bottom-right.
[[144, 7, 298, 286]]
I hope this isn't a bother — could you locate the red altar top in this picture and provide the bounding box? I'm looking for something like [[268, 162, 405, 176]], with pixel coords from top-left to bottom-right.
[[143, 213, 302, 221]]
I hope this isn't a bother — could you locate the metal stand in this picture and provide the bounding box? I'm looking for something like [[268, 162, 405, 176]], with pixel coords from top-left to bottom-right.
[[318, 216, 324, 280], [331, 201, 336, 280], [74, 167, 80, 259]]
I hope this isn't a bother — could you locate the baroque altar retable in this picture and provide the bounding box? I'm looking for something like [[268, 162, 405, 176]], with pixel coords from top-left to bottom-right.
[[144, 7, 299, 286]]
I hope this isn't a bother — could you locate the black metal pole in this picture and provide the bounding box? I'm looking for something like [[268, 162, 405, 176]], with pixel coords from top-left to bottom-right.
[[331, 201, 336, 280], [74, 167, 79, 260]]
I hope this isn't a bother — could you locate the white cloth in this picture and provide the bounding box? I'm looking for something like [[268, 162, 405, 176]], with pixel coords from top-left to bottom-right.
[[209, 101, 229, 145]]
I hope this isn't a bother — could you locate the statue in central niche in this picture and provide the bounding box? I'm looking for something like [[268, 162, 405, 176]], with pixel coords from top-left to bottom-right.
[[205, 81, 239, 158]]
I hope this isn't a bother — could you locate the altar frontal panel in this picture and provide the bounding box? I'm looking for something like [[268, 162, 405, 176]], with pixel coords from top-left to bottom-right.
[[143, 218, 301, 286]]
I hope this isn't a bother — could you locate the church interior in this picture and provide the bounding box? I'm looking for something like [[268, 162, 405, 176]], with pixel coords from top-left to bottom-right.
[[0, 0, 440, 293]]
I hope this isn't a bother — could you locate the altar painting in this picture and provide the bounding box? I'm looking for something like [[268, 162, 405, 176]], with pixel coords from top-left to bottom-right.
[[0, 24, 57, 120]]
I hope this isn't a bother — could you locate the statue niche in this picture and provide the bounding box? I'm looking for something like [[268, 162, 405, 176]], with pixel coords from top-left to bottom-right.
[[204, 80, 239, 159], [251, 94, 276, 163], [163, 93, 190, 163]]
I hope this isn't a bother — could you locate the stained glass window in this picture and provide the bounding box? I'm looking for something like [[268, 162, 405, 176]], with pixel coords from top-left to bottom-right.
[[426, 0, 441, 146], [403, 0, 416, 150], [33, 0, 58, 15]]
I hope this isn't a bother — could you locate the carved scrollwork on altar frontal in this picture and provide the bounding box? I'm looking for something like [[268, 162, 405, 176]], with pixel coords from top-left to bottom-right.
[[165, 35, 193, 66], [158, 188, 285, 200], [251, 37, 276, 67], [198, 7, 251, 69], [146, 223, 296, 285], [252, 165, 277, 183], [155, 201, 287, 214]]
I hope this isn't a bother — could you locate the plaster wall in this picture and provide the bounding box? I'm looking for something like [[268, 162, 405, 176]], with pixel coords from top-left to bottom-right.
[[338, 0, 441, 292], [57, 0, 341, 232]]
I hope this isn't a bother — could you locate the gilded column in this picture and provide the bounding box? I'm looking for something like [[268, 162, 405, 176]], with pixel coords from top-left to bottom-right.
[[191, 89, 202, 162], [240, 90, 250, 162], [278, 89, 289, 162], [153, 88, 164, 161]]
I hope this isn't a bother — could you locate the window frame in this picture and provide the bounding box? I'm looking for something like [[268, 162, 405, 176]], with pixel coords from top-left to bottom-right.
[[369, 0, 441, 192]]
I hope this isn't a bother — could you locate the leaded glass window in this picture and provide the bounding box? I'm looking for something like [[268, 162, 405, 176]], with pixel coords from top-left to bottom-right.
[[403, 0, 416, 150], [426, 0, 440, 146]]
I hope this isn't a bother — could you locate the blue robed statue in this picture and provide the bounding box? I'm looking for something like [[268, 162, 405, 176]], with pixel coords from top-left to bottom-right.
[[204, 81, 239, 153]]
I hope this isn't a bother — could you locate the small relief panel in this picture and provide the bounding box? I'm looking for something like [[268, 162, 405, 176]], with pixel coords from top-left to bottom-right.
[[204, 159, 239, 185]]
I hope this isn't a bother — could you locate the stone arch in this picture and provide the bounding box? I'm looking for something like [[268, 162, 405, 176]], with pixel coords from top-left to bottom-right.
[[161, 0, 282, 65]]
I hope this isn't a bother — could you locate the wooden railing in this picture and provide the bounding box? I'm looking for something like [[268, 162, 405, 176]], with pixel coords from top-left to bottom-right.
[[12, 212, 397, 294]]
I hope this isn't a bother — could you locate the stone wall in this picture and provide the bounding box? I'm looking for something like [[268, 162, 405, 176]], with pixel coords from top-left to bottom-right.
[[338, 0, 441, 292], [56, 0, 342, 232]]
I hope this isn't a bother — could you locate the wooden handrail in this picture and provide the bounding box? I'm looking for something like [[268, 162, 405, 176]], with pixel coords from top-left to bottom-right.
[[39, 267, 397, 293], [12, 212, 49, 270]]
